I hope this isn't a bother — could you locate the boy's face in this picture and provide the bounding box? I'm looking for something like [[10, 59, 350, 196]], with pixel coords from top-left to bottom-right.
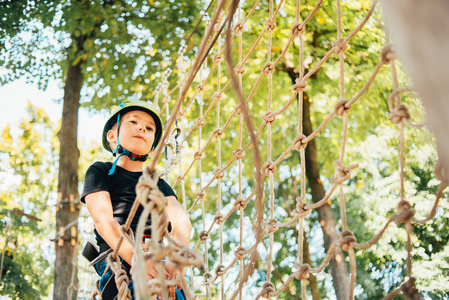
[[108, 110, 156, 156]]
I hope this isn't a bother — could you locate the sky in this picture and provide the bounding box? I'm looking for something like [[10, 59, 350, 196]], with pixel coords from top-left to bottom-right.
[[0, 78, 106, 143]]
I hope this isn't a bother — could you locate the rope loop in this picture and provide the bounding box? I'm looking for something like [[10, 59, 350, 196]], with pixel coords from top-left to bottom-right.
[[215, 264, 226, 276], [261, 111, 276, 124], [194, 150, 204, 160], [213, 53, 223, 64], [292, 78, 308, 92], [195, 116, 206, 127], [234, 246, 247, 260], [334, 99, 350, 117], [233, 147, 246, 160], [434, 160, 448, 185], [291, 21, 304, 37], [331, 160, 358, 184], [213, 168, 225, 180], [262, 160, 277, 176], [163, 95, 171, 104], [264, 19, 276, 32], [203, 272, 213, 284], [261, 282, 275, 298], [389, 104, 410, 124], [400, 277, 422, 299], [213, 128, 223, 138], [292, 134, 308, 151], [394, 200, 415, 224], [234, 63, 246, 75], [214, 213, 225, 224], [136, 171, 166, 209], [381, 44, 396, 65], [293, 263, 310, 280], [177, 110, 185, 118], [199, 230, 210, 241], [332, 38, 349, 55], [233, 22, 244, 34], [165, 135, 176, 150], [265, 218, 279, 234], [234, 196, 247, 210], [262, 62, 275, 75], [339, 230, 357, 252]]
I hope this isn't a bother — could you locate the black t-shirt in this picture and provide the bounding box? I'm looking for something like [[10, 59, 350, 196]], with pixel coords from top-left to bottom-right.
[[81, 161, 177, 247]]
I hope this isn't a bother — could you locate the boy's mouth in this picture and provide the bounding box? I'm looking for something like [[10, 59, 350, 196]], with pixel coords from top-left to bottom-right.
[[134, 135, 146, 142]]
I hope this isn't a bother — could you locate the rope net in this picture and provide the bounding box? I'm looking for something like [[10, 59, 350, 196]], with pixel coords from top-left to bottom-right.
[[89, 0, 447, 299]]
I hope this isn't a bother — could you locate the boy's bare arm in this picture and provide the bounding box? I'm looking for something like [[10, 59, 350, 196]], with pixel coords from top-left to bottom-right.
[[85, 191, 135, 265], [166, 195, 191, 247]]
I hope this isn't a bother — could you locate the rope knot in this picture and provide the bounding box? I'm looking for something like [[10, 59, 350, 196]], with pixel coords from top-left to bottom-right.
[[235, 104, 242, 116], [233, 22, 244, 34], [261, 111, 276, 124], [400, 277, 422, 299], [177, 110, 185, 118], [294, 198, 309, 215], [294, 263, 310, 280], [213, 128, 223, 138], [234, 246, 247, 259], [292, 134, 308, 151], [389, 104, 410, 124], [331, 160, 358, 184], [332, 38, 349, 55], [234, 196, 247, 210], [234, 63, 246, 75], [215, 264, 226, 276], [381, 44, 396, 65], [163, 95, 171, 104], [292, 79, 308, 93], [262, 62, 275, 75], [195, 116, 206, 127], [291, 21, 304, 37], [261, 282, 275, 298], [213, 168, 224, 180], [265, 218, 279, 234], [233, 148, 246, 160], [196, 85, 205, 93], [394, 200, 415, 224], [213, 53, 223, 64], [334, 99, 350, 117], [262, 160, 277, 176], [194, 150, 204, 160], [339, 230, 356, 251], [199, 230, 209, 241], [214, 213, 225, 224], [213, 92, 223, 101], [434, 160, 449, 185], [196, 191, 206, 198], [264, 19, 276, 32], [203, 272, 213, 284]]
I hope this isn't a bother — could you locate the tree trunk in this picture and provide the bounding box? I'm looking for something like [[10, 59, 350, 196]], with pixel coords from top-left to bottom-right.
[[302, 94, 349, 299], [282, 63, 350, 299], [380, 0, 449, 181], [53, 59, 82, 300]]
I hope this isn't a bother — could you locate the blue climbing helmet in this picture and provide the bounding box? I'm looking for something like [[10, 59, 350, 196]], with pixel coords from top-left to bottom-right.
[[102, 100, 163, 175]]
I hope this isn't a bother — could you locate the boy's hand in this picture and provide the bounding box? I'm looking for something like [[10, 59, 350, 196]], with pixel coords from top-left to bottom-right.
[[145, 259, 168, 281], [164, 259, 184, 299]]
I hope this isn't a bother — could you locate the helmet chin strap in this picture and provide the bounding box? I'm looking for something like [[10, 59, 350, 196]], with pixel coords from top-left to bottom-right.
[[108, 112, 152, 175]]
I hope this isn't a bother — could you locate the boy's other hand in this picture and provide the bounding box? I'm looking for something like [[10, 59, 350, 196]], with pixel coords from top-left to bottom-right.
[[164, 259, 184, 299]]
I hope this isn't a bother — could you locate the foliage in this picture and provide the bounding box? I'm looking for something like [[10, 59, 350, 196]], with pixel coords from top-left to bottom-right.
[[0, 102, 58, 298]]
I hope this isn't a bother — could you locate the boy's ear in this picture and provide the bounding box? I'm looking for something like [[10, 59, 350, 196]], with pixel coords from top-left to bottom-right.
[[106, 129, 117, 145]]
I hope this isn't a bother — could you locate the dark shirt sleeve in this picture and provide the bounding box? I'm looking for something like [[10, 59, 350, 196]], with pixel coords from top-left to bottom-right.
[[81, 162, 109, 203], [157, 178, 177, 200]]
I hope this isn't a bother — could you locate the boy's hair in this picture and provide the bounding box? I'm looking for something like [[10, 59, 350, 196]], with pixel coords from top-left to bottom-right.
[[102, 100, 163, 153]]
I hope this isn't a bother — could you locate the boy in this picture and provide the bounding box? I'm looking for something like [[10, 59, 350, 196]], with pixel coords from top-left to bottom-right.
[[81, 100, 191, 299]]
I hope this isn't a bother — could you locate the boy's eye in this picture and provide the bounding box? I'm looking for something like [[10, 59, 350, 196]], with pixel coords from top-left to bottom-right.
[[146, 127, 154, 131], [130, 120, 137, 124]]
